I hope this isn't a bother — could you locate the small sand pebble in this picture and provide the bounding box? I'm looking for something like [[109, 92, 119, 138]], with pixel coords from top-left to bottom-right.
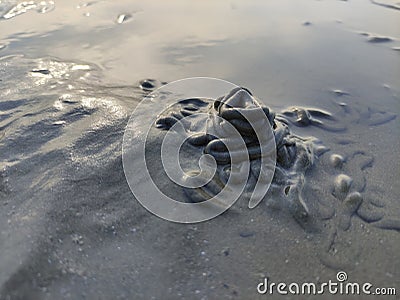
[[343, 192, 363, 211], [221, 247, 230, 256], [330, 154, 344, 168], [116, 13, 132, 24], [333, 174, 353, 199]]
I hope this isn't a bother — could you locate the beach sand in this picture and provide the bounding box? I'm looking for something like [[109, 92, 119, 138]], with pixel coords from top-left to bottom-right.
[[0, 0, 399, 299]]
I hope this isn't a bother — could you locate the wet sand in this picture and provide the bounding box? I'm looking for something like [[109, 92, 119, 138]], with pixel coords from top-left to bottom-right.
[[0, 0, 399, 299]]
